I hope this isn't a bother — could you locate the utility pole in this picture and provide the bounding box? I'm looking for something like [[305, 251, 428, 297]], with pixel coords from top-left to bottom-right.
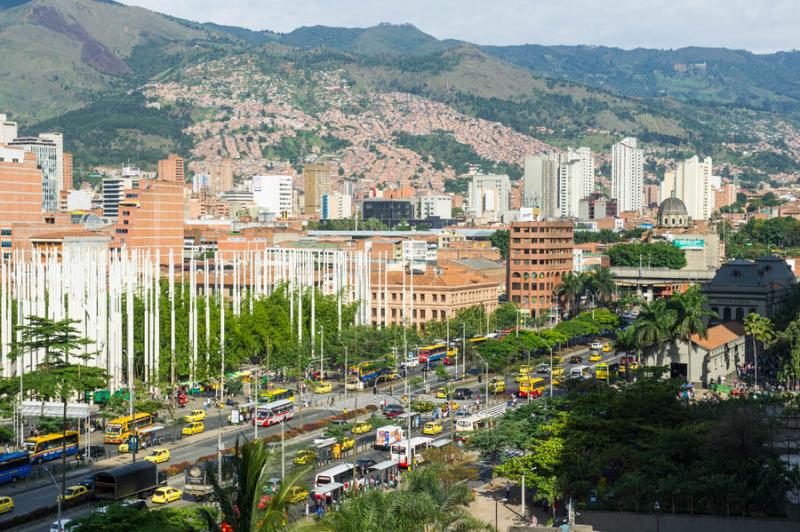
[[549, 345, 554, 398], [344, 346, 348, 401], [45, 467, 61, 532], [281, 419, 285, 481], [254, 368, 259, 441]]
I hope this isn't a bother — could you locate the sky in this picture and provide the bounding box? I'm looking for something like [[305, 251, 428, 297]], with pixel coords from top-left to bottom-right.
[[121, 0, 800, 53]]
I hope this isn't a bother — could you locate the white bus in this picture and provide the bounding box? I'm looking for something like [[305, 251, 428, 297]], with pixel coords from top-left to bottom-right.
[[570, 365, 591, 379], [315, 463, 355, 489], [390, 436, 433, 469], [456, 414, 484, 436], [255, 399, 294, 427]]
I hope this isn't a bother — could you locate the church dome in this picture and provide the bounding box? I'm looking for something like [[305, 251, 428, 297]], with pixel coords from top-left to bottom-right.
[[658, 196, 688, 216]]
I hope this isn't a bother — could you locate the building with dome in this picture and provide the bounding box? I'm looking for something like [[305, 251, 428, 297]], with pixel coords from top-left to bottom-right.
[[658, 194, 690, 228]]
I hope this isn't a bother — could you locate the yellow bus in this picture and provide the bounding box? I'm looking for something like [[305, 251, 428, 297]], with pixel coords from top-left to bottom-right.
[[595, 363, 620, 381], [259, 388, 295, 403], [518, 377, 547, 398], [104, 412, 154, 444], [24, 431, 80, 464]]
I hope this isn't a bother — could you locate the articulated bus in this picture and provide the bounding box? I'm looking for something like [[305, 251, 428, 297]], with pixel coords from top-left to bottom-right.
[[418, 344, 447, 365], [104, 412, 154, 444], [255, 399, 295, 427], [390, 436, 433, 468], [258, 388, 295, 403], [355, 360, 387, 383], [0, 451, 32, 483], [24, 431, 80, 464]]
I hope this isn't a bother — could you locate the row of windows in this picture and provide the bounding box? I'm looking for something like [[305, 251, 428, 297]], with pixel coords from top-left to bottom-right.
[[372, 292, 448, 303], [511, 282, 556, 291], [512, 259, 571, 266], [1, 229, 12, 236]]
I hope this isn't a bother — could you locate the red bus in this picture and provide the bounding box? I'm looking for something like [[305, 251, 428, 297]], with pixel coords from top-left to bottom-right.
[[418, 344, 447, 364]]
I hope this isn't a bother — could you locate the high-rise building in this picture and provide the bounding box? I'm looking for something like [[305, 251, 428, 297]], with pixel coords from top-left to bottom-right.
[[643, 184, 660, 208], [112, 178, 184, 260], [714, 183, 737, 210], [303, 163, 330, 214], [507, 220, 574, 321], [322, 192, 352, 220], [523, 154, 558, 217], [611, 137, 644, 213], [211, 158, 234, 194], [0, 113, 18, 144], [157, 154, 185, 182], [192, 174, 210, 194], [468, 174, 510, 222], [252, 175, 293, 218], [417, 195, 452, 220], [557, 149, 594, 218], [8, 135, 61, 212], [102, 176, 138, 219], [673, 156, 713, 220], [62, 152, 73, 191], [0, 146, 43, 258]]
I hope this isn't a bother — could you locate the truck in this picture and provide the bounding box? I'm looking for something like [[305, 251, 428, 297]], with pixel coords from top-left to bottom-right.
[[94, 461, 166, 500], [184, 456, 234, 500], [374, 425, 404, 451]]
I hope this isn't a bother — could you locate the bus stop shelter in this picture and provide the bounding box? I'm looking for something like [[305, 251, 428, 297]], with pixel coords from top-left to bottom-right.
[[364, 460, 398, 488]]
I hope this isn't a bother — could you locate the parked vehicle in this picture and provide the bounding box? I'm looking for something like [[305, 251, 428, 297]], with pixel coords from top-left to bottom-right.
[[374, 425, 404, 450], [453, 388, 473, 400], [383, 404, 405, 419], [94, 461, 166, 500], [184, 456, 234, 500]]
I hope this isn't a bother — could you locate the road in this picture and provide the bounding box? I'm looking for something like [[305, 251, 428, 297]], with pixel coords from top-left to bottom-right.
[[3, 342, 624, 530]]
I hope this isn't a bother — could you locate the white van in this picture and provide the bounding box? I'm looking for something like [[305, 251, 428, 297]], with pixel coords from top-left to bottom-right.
[[570, 365, 591, 379]]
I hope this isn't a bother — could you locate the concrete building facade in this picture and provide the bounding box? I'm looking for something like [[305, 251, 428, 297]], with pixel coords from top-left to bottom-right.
[[417, 194, 452, 220], [0, 147, 43, 257], [468, 174, 510, 222], [157, 154, 185, 183], [252, 175, 293, 218], [8, 135, 61, 212], [303, 163, 330, 214], [523, 154, 558, 217], [611, 137, 644, 213], [322, 192, 352, 220], [674, 156, 714, 220]]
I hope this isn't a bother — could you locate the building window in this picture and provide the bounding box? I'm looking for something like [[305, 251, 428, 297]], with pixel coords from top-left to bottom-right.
[[0, 229, 11, 236], [0, 242, 11, 248]]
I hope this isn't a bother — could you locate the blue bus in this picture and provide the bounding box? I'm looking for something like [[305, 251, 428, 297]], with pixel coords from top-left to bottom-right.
[[23, 431, 80, 464], [0, 451, 32, 484]]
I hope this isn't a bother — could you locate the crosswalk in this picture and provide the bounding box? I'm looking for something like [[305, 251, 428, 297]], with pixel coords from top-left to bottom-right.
[[329, 393, 397, 412]]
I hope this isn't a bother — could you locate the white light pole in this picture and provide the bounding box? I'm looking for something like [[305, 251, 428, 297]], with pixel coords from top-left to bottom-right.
[[474, 352, 489, 409], [549, 345, 554, 398], [44, 467, 61, 531], [254, 368, 259, 441]]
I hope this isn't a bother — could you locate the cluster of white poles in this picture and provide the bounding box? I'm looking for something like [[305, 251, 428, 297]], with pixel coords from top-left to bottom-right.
[[0, 246, 371, 393]]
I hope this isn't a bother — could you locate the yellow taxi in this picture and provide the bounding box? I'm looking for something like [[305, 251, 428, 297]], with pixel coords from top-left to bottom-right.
[[552, 355, 563, 365], [293, 449, 316, 465], [488, 377, 506, 394], [514, 372, 529, 383], [602, 343, 611, 353], [345, 379, 360, 391], [341, 436, 355, 451], [0, 496, 13, 514], [185, 409, 206, 423], [351, 421, 372, 434], [118, 442, 132, 453], [589, 353, 602, 362], [551, 366, 564, 377], [435, 388, 450, 399], [379, 372, 399, 383], [286, 486, 309, 504], [422, 421, 443, 435], [60, 485, 88, 502], [518, 365, 531, 376], [143, 448, 171, 464], [182, 421, 205, 436], [151, 487, 183, 504], [313, 382, 332, 394]]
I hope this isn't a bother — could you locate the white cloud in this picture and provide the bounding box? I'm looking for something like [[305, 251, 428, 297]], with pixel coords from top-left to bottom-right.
[[121, 0, 800, 52]]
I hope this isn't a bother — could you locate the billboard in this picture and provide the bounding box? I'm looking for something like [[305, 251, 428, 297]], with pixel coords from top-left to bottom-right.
[[673, 239, 705, 250]]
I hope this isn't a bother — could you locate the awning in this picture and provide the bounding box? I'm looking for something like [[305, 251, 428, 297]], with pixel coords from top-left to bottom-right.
[[367, 460, 396, 472], [137, 424, 166, 435], [313, 482, 344, 496]]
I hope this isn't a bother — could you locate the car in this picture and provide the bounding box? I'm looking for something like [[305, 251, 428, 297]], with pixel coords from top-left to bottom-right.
[[356, 458, 377, 473], [345, 379, 360, 391], [488, 377, 506, 394], [535, 363, 550, 374], [184, 409, 206, 423], [602, 343, 611, 353], [151, 487, 183, 504], [351, 421, 373, 434], [589, 353, 602, 362], [118, 441, 144, 453], [590, 342, 603, 351], [0, 496, 13, 514], [514, 372, 529, 383], [383, 404, 404, 419], [551, 366, 564, 377], [293, 450, 317, 465], [518, 365, 531, 375], [49, 519, 74, 532], [313, 382, 332, 394], [340, 436, 355, 451], [286, 486, 309, 504], [422, 421, 443, 435], [143, 448, 171, 464], [182, 421, 205, 436], [378, 372, 399, 383], [569, 355, 583, 364], [60, 485, 89, 503], [94, 498, 148, 514], [435, 388, 449, 399], [453, 388, 473, 400], [78, 473, 97, 489], [78, 445, 106, 460]]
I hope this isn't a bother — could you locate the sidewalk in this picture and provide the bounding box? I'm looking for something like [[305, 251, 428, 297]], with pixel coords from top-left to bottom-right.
[[468, 478, 551, 531]]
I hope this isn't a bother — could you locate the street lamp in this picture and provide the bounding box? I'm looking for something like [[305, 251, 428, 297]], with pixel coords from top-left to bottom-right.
[[549, 345, 554, 399], [44, 467, 62, 531], [473, 352, 489, 409]]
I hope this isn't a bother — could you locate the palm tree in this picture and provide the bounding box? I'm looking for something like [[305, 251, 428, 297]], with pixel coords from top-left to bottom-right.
[[587, 267, 616, 304], [202, 438, 308, 532], [670, 286, 717, 384], [556, 272, 585, 318], [633, 299, 676, 350], [743, 313, 775, 389]]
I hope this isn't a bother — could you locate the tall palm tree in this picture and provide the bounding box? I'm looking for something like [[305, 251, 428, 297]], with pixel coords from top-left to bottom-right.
[[556, 272, 585, 318], [671, 286, 717, 384], [743, 312, 775, 389], [203, 438, 307, 532], [587, 267, 616, 304], [633, 299, 676, 350]]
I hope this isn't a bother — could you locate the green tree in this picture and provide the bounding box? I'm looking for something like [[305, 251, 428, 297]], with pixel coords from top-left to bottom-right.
[[743, 313, 774, 388], [670, 286, 717, 383], [608, 242, 687, 269], [490, 230, 510, 260], [585, 267, 615, 304], [556, 272, 586, 318], [9, 316, 107, 509]]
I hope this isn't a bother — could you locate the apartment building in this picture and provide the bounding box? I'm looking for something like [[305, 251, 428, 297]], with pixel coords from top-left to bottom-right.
[[0, 146, 43, 258], [158, 153, 185, 183], [611, 137, 644, 213]]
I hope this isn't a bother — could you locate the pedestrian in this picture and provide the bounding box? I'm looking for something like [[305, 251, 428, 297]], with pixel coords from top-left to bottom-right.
[[305, 502, 310, 517], [505, 482, 511, 501]]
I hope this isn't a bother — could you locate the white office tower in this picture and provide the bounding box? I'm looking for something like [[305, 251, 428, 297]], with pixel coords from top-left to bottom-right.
[[0, 114, 18, 144], [322, 192, 353, 220], [468, 174, 510, 222], [8, 134, 61, 211], [523, 154, 558, 217], [252, 175, 293, 218], [611, 137, 644, 213], [674, 156, 713, 220], [417, 194, 452, 219], [571, 147, 595, 199], [557, 148, 595, 218], [102, 176, 139, 219]]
